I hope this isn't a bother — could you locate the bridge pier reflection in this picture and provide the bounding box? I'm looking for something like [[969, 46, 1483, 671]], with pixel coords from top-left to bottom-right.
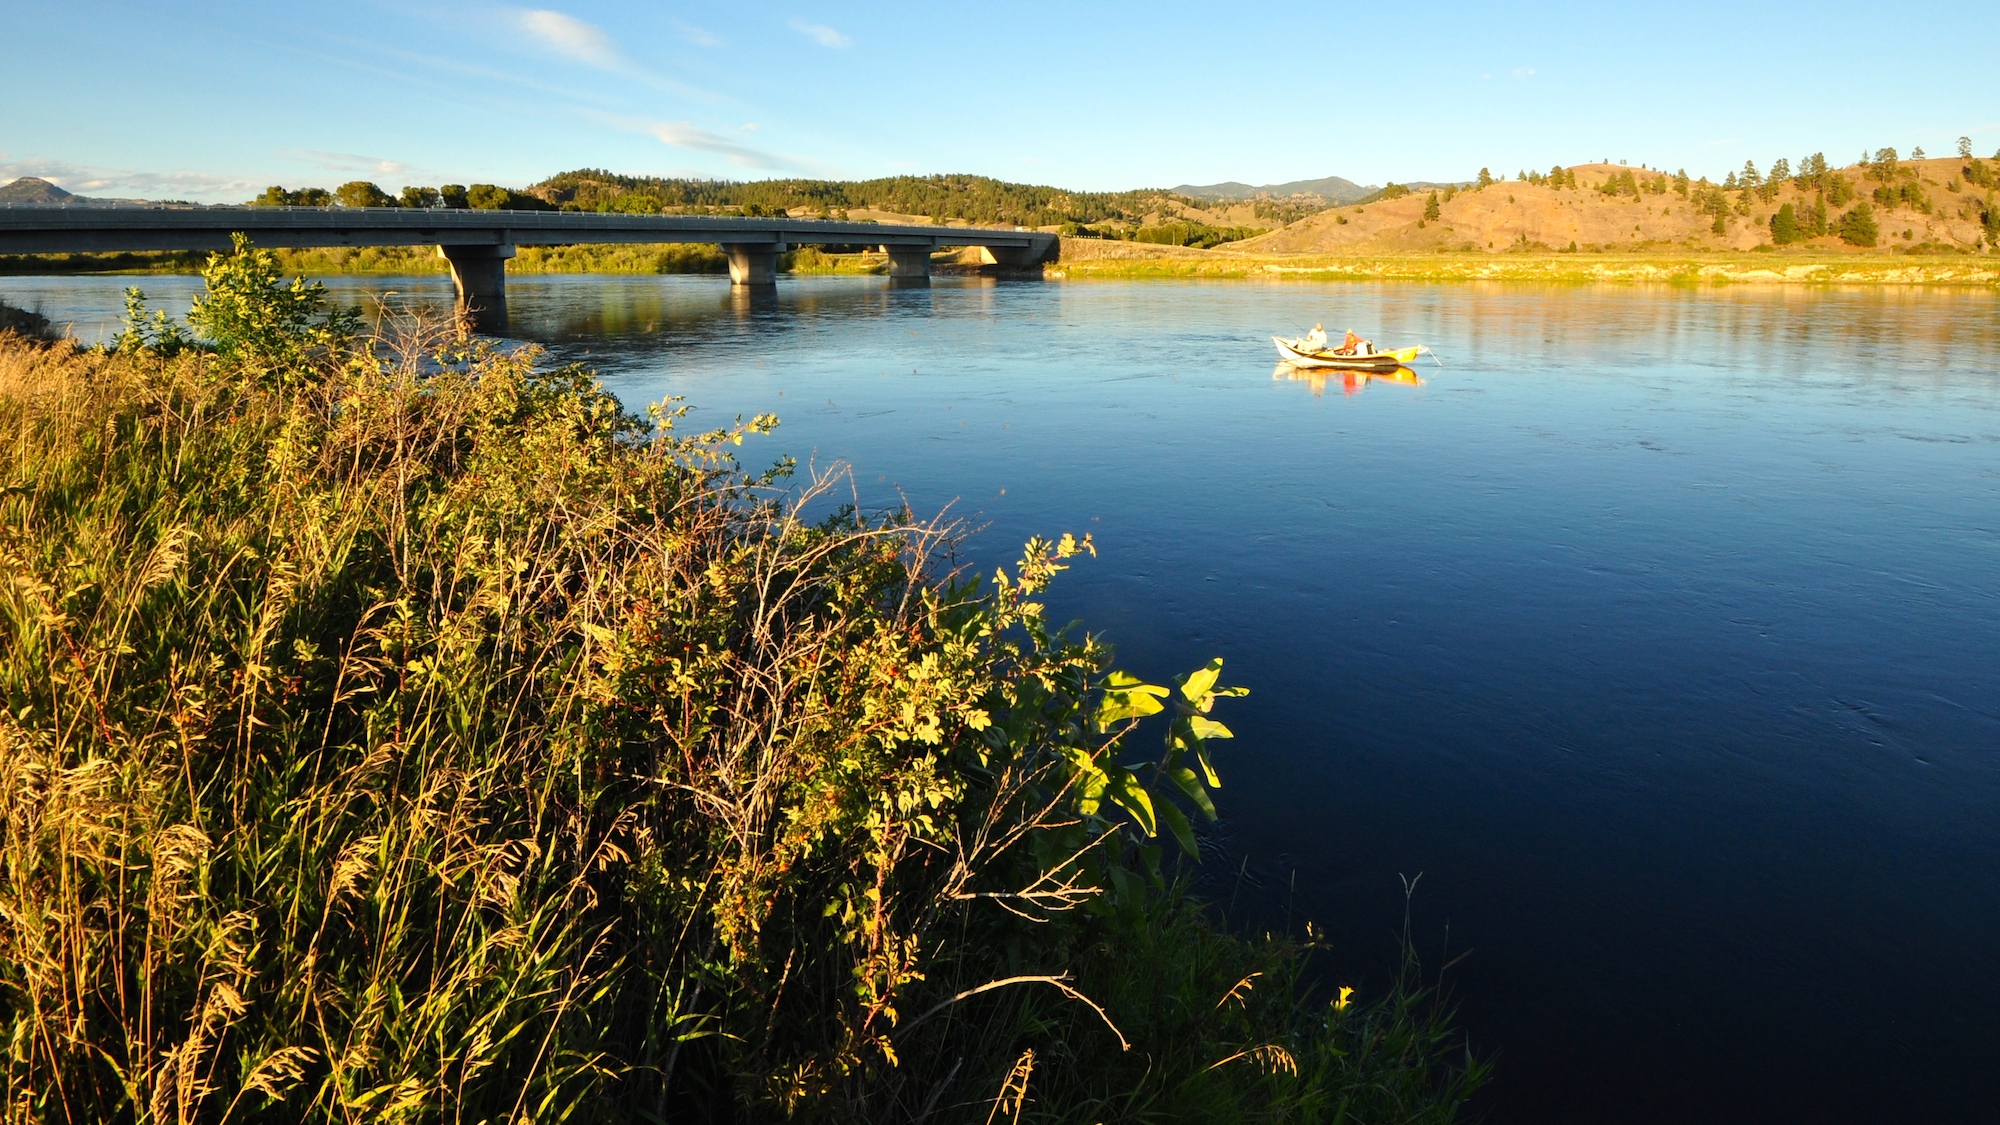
[[727, 284, 780, 318]]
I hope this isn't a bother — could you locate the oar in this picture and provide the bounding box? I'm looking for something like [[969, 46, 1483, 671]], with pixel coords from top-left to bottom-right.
[[1417, 345, 1445, 368]]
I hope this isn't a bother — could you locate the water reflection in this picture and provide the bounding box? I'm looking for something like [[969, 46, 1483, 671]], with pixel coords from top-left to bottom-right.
[[1272, 362, 1424, 397], [6, 271, 2000, 1122]]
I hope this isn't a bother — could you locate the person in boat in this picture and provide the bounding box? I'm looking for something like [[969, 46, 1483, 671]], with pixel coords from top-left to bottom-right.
[[1336, 328, 1364, 356], [1304, 323, 1329, 351]]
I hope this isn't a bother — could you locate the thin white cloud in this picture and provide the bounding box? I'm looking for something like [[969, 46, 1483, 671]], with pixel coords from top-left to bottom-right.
[[482, 9, 719, 101], [516, 8, 623, 68], [740, 123, 760, 131], [789, 19, 851, 48], [0, 158, 264, 202], [651, 121, 793, 170], [674, 20, 722, 47], [1512, 66, 1535, 78], [284, 149, 408, 177]]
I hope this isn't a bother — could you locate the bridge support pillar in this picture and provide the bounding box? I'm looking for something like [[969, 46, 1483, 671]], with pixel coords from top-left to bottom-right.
[[724, 244, 780, 286], [882, 245, 933, 284], [439, 243, 514, 335], [979, 245, 1050, 270]]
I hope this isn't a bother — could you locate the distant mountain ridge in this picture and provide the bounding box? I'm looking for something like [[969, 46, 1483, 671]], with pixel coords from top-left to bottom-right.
[[1172, 176, 1376, 204], [0, 177, 77, 204], [0, 176, 178, 208]]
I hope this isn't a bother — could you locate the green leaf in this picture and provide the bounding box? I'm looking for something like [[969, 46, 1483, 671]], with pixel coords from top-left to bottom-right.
[[1094, 676, 1167, 729], [1158, 800, 1199, 859], [1194, 742, 1221, 789], [1062, 746, 1108, 816], [1104, 670, 1163, 691], [1178, 658, 1224, 702], [1190, 716, 1233, 741], [1107, 770, 1156, 836], [1166, 766, 1218, 820]]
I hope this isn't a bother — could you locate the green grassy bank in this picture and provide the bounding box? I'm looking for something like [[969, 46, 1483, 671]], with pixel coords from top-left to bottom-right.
[[1048, 243, 2000, 286], [0, 245, 1483, 1122]]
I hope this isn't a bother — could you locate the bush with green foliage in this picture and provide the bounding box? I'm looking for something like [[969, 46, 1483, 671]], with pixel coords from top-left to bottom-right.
[[0, 242, 1483, 1124], [248, 185, 334, 207], [333, 181, 396, 208], [1132, 221, 1266, 249]]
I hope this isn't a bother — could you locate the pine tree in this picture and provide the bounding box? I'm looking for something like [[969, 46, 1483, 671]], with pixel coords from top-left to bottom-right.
[[1712, 212, 1728, 236], [1771, 158, 1791, 182], [1424, 191, 1441, 221], [1769, 203, 1801, 244], [1740, 160, 1761, 188], [1477, 167, 1495, 188], [1807, 196, 1828, 237], [1960, 137, 1975, 160], [1839, 202, 1879, 246], [1912, 146, 1925, 160]]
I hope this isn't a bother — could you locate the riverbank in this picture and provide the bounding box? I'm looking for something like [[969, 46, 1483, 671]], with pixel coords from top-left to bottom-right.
[[12, 240, 1998, 288], [0, 245, 1484, 1123], [1048, 237, 2000, 286]]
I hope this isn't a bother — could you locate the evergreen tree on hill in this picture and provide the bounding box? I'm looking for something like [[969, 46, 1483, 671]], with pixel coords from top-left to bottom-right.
[[1423, 191, 1441, 221], [1839, 202, 1879, 246], [1769, 203, 1801, 244]]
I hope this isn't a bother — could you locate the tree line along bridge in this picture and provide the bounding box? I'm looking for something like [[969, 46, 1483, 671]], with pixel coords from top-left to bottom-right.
[[0, 207, 1061, 334]]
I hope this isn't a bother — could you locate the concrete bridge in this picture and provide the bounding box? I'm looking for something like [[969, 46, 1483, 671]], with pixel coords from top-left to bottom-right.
[[0, 206, 1060, 333]]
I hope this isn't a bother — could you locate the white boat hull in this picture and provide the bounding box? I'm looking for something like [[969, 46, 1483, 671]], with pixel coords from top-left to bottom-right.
[[1273, 337, 1422, 369]]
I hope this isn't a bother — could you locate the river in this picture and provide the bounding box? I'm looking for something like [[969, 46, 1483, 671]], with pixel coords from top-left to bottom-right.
[[8, 271, 1998, 1124]]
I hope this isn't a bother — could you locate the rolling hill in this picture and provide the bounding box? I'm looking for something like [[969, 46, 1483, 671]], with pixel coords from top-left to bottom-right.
[[1232, 158, 1996, 255]]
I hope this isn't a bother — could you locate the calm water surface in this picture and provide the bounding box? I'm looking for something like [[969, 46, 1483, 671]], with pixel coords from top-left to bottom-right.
[[10, 272, 1999, 1123]]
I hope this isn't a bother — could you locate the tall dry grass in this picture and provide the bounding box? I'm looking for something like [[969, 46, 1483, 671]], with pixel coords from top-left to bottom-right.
[[0, 246, 1484, 1123]]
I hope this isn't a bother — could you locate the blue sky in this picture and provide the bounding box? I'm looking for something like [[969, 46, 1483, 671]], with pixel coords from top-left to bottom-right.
[[3, 0, 1996, 201]]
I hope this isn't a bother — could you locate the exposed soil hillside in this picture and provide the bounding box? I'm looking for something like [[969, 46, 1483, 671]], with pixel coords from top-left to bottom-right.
[[1235, 159, 1995, 255]]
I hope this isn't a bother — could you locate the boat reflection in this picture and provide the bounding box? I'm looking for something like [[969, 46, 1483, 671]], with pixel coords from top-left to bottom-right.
[[1272, 362, 1423, 397]]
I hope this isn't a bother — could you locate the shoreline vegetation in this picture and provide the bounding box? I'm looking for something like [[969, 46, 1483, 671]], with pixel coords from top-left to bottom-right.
[[0, 242, 1485, 1122]]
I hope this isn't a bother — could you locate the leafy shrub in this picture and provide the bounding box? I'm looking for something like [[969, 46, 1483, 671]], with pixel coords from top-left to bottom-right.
[[333, 181, 396, 208]]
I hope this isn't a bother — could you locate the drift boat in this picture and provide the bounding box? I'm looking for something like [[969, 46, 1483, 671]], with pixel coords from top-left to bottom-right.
[[1273, 336, 1427, 370]]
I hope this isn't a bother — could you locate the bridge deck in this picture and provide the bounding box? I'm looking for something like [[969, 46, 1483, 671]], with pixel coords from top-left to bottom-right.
[[0, 206, 1058, 257]]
